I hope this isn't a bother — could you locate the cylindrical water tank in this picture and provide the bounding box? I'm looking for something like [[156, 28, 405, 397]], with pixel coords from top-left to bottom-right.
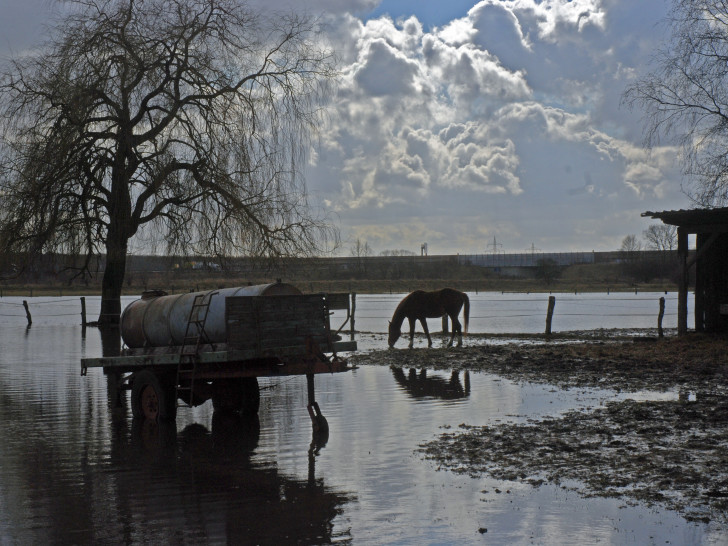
[[120, 282, 302, 348]]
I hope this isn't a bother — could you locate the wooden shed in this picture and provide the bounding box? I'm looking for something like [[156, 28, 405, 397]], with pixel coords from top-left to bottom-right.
[[642, 207, 728, 335]]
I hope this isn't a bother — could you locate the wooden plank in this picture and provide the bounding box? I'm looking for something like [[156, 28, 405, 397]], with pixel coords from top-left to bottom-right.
[[226, 294, 329, 352]]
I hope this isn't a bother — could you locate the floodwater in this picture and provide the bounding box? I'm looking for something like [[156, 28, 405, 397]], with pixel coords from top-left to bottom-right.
[[0, 293, 723, 545]]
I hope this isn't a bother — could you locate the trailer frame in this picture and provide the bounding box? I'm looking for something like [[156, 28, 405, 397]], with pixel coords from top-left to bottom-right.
[[81, 293, 357, 427]]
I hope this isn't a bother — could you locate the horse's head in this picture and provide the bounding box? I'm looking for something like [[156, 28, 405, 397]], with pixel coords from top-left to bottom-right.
[[388, 320, 400, 348]]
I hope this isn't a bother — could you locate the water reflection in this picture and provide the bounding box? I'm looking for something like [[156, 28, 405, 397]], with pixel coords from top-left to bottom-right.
[[391, 366, 470, 400], [107, 412, 352, 544], [99, 326, 122, 357], [0, 310, 723, 544]]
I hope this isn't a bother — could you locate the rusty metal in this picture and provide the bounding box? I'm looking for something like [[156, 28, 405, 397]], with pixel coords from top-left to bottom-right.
[[120, 282, 302, 348]]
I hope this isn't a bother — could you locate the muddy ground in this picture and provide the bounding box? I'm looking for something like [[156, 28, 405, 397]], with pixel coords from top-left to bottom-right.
[[348, 332, 728, 523]]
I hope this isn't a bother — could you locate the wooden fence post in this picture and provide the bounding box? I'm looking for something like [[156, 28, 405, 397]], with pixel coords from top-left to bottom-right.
[[442, 315, 449, 334], [81, 297, 87, 327], [23, 300, 32, 326], [545, 295, 556, 336], [350, 293, 356, 341], [658, 296, 665, 338]]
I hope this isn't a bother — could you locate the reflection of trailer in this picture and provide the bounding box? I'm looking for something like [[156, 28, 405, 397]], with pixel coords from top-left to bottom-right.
[[81, 283, 356, 431]]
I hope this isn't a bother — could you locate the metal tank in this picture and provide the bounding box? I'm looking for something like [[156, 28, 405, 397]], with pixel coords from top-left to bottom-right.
[[120, 282, 302, 348]]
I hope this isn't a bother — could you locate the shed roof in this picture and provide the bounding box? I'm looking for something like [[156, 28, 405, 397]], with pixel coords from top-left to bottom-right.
[[642, 207, 728, 230]]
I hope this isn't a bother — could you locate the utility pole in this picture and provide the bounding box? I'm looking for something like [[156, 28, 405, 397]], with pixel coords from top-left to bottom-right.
[[486, 236, 502, 254]]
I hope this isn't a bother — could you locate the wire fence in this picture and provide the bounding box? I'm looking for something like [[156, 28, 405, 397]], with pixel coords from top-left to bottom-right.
[[0, 298, 84, 318], [342, 292, 685, 335], [0, 291, 688, 334], [0, 296, 135, 324]]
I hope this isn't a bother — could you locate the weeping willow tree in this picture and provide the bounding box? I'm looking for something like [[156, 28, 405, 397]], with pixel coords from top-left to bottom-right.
[[0, 0, 339, 324]]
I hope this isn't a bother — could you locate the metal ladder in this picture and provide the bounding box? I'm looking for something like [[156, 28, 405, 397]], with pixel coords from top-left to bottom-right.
[[176, 292, 216, 407]]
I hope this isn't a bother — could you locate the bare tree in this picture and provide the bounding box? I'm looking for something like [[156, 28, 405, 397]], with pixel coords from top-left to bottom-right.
[[0, 0, 338, 324], [350, 238, 373, 257], [621, 234, 642, 253], [643, 224, 677, 251], [623, 0, 728, 206], [350, 238, 372, 277]]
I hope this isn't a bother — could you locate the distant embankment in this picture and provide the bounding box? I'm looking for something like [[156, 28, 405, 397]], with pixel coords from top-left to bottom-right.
[[0, 250, 681, 296]]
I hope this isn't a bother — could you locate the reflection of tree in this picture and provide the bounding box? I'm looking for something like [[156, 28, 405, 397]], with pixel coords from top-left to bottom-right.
[[390, 367, 470, 400]]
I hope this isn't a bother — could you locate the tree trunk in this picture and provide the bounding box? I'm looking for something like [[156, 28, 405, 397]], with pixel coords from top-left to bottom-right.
[[99, 236, 129, 325]]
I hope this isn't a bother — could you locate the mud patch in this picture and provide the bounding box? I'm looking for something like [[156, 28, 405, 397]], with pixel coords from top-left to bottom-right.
[[419, 395, 728, 523]]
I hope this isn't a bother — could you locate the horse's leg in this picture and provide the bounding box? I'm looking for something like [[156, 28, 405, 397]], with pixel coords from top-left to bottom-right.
[[445, 315, 461, 347], [445, 314, 458, 347], [408, 317, 416, 349], [420, 318, 432, 347], [451, 316, 462, 347]]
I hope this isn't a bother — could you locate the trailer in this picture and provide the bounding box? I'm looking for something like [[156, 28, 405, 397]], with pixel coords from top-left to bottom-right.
[[81, 283, 356, 432]]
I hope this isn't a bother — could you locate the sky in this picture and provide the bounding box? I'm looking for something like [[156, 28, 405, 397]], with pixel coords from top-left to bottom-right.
[[0, 0, 688, 256]]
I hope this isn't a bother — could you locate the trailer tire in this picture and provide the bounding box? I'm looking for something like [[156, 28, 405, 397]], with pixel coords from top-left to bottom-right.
[[131, 370, 177, 422], [212, 378, 260, 416], [240, 377, 260, 416]]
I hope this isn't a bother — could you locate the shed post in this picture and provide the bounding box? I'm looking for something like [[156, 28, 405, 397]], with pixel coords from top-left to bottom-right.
[[695, 233, 705, 332], [677, 227, 689, 335]]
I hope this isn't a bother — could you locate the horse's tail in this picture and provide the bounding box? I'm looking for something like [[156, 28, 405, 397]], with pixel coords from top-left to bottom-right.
[[462, 292, 469, 335]]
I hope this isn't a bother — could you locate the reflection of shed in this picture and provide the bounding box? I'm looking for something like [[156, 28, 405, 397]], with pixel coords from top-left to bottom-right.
[[642, 207, 728, 334]]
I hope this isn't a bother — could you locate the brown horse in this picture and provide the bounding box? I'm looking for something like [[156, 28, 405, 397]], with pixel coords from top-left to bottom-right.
[[388, 288, 470, 349]]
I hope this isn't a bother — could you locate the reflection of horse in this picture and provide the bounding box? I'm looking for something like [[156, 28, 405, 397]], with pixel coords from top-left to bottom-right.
[[388, 288, 469, 348], [391, 367, 470, 400]]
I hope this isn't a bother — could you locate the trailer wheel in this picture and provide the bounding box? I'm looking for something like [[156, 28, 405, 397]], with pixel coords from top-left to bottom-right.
[[212, 378, 260, 415], [240, 377, 260, 416], [131, 370, 177, 422]]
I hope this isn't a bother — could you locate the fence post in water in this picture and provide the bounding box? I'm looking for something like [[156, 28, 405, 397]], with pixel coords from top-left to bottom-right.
[[350, 293, 356, 341], [658, 296, 665, 338], [442, 315, 449, 334], [545, 295, 556, 336], [81, 297, 87, 327], [23, 300, 32, 326]]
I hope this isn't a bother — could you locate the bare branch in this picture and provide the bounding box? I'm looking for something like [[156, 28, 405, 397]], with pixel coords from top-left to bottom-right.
[[0, 0, 339, 323], [623, 0, 728, 206]]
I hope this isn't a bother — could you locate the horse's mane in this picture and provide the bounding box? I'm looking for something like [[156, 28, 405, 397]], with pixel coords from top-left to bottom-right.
[[391, 290, 420, 327]]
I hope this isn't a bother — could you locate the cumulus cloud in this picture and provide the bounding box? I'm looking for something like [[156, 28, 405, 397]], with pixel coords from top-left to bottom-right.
[[308, 0, 683, 255], [2, 0, 685, 254], [354, 39, 421, 97]]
